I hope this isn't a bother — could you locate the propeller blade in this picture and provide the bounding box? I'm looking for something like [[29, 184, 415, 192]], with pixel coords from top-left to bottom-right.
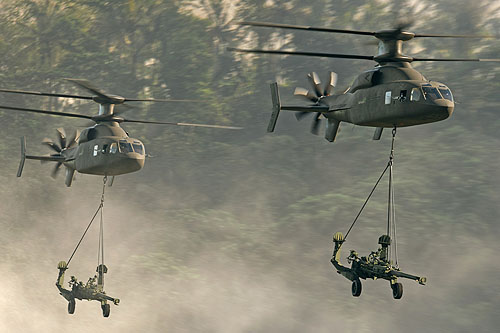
[[0, 105, 93, 120], [307, 72, 323, 98], [310, 113, 322, 135], [123, 118, 242, 130], [237, 21, 376, 36], [51, 162, 62, 179], [294, 87, 318, 102], [42, 138, 61, 153], [67, 130, 80, 149], [295, 111, 311, 121], [324, 72, 338, 96], [412, 57, 500, 62], [227, 47, 374, 61], [56, 128, 67, 149], [0, 88, 93, 100]]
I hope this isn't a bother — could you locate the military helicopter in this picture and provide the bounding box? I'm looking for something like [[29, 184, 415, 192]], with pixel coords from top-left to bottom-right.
[[0, 79, 241, 186], [229, 21, 499, 142]]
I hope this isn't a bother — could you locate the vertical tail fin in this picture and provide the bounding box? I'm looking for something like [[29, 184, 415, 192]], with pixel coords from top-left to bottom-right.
[[17, 137, 27, 177], [373, 127, 384, 140], [325, 119, 341, 142], [65, 168, 75, 187], [268, 82, 281, 132]]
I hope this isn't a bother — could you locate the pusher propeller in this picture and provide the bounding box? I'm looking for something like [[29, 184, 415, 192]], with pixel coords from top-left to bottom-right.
[[293, 71, 338, 135]]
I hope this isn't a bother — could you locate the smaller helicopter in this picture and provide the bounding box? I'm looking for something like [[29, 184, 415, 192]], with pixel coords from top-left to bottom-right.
[[0, 79, 242, 186], [229, 21, 499, 142]]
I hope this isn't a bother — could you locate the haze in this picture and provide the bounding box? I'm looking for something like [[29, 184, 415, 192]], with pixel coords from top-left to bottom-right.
[[0, 0, 499, 332]]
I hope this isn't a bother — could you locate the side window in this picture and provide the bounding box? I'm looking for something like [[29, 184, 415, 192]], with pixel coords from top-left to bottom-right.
[[93, 144, 99, 156], [385, 91, 392, 105], [410, 88, 421, 102], [399, 90, 407, 102], [110, 143, 117, 154]]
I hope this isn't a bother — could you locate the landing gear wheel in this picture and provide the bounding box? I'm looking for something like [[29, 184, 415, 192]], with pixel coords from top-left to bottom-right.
[[351, 279, 362, 297], [392, 282, 403, 299], [102, 303, 110, 317], [68, 299, 76, 314]]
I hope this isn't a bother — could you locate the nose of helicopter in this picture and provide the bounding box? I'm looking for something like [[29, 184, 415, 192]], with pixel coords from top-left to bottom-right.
[[127, 155, 145, 172], [433, 99, 454, 119]]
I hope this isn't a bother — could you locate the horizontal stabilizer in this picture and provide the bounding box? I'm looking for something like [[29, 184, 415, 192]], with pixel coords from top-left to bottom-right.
[[281, 105, 330, 112], [26, 155, 66, 162]]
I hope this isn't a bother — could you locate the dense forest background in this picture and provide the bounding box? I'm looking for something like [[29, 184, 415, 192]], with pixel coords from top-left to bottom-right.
[[1, 0, 499, 332]]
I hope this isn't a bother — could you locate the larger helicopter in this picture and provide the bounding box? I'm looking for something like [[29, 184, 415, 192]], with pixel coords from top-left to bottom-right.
[[229, 21, 499, 142], [0, 79, 241, 186]]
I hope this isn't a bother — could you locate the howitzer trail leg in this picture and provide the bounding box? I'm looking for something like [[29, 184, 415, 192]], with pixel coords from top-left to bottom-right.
[[331, 232, 358, 282]]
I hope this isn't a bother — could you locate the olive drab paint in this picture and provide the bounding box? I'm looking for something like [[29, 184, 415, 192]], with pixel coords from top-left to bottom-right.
[[0, 78, 241, 187], [229, 21, 499, 142]]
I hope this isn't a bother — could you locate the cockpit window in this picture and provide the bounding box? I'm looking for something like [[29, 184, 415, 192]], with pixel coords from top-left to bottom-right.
[[422, 86, 442, 100], [110, 143, 117, 154], [410, 88, 421, 102], [132, 143, 144, 155], [119, 141, 133, 153], [439, 88, 453, 102]]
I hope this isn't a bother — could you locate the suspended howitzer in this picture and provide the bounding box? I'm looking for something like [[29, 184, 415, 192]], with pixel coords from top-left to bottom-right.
[[331, 232, 426, 299], [56, 261, 119, 317]]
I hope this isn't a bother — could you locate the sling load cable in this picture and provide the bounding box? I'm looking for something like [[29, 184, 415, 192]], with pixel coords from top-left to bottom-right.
[[386, 127, 399, 268], [343, 126, 398, 244], [66, 176, 107, 269], [97, 176, 106, 288]]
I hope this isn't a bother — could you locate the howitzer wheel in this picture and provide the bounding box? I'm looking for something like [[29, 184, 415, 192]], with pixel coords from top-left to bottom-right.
[[351, 279, 362, 297], [392, 282, 403, 299], [68, 299, 75, 314], [102, 303, 110, 317]]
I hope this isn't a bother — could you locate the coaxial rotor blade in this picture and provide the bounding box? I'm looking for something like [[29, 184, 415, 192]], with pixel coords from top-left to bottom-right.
[[65, 78, 114, 101], [294, 87, 318, 102], [324, 71, 338, 96], [237, 21, 376, 36], [227, 47, 374, 60], [0, 105, 93, 120], [42, 138, 62, 153], [307, 72, 323, 98], [411, 57, 500, 62], [51, 162, 63, 179], [123, 118, 242, 129], [414, 33, 496, 38], [56, 128, 67, 149], [124, 98, 203, 103], [310, 113, 322, 135], [0, 88, 93, 100]]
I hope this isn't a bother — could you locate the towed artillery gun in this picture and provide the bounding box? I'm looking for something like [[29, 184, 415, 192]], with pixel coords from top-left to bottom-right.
[[56, 261, 119, 317], [331, 232, 426, 299]]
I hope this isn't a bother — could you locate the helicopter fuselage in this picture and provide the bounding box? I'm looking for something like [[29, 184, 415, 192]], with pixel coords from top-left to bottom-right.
[[322, 63, 454, 128], [63, 123, 145, 176]]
